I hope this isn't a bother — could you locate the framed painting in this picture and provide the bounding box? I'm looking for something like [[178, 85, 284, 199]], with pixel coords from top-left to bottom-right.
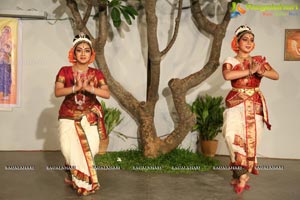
[[0, 18, 21, 108], [284, 29, 300, 61]]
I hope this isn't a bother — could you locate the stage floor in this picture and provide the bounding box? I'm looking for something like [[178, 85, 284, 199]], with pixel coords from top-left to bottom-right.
[[0, 151, 299, 200]]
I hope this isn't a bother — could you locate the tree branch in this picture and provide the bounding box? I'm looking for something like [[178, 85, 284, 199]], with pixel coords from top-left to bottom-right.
[[190, 0, 217, 34], [82, 0, 93, 28], [93, 3, 140, 118], [95, 4, 108, 50], [66, 0, 93, 38], [184, 1, 231, 88], [160, 0, 183, 57], [158, 1, 232, 152], [145, 0, 161, 106]]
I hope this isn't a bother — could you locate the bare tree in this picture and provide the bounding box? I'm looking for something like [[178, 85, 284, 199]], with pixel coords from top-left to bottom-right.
[[65, 0, 232, 158]]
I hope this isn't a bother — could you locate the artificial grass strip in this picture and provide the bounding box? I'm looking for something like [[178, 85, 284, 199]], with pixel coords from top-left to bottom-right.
[[94, 148, 219, 174]]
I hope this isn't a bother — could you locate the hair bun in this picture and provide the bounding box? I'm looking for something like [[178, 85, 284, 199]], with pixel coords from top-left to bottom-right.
[[235, 25, 252, 36], [72, 32, 92, 46]]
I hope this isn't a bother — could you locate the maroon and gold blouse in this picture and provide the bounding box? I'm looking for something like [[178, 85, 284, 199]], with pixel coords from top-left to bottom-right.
[[55, 66, 107, 120], [222, 56, 270, 109], [222, 56, 269, 88]]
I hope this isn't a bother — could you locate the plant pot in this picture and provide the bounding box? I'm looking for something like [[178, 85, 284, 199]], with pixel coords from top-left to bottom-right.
[[199, 140, 218, 157], [98, 137, 109, 155]]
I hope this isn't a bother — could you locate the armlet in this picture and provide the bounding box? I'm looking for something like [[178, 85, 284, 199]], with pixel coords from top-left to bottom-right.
[[56, 76, 65, 83], [98, 79, 107, 88], [222, 63, 232, 71], [263, 63, 272, 71]]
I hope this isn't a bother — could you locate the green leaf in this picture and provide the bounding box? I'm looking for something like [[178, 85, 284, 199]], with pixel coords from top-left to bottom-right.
[[190, 95, 225, 140], [100, 101, 123, 135], [120, 7, 132, 25], [109, 0, 120, 7], [111, 7, 121, 27], [121, 5, 138, 19], [113, 19, 121, 27], [111, 7, 121, 21], [101, 100, 107, 112], [126, 6, 138, 16]]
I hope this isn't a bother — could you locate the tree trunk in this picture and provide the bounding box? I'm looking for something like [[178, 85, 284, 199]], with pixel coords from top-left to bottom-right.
[[66, 0, 232, 158]]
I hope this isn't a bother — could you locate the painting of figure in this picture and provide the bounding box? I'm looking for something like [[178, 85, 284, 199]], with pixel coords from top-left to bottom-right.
[[0, 18, 20, 107], [284, 29, 300, 61]]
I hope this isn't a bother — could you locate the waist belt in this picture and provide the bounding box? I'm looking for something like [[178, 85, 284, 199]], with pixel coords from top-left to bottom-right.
[[232, 87, 260, 96]]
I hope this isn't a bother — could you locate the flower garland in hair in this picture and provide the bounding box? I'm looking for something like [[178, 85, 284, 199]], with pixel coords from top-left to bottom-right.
[[231, 36, 239, 53], [68, 47, 76, 64]]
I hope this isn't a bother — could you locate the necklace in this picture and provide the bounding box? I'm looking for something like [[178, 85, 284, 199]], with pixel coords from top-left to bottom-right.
[[73, 69, 87, 110], [236, 55, 251, 61], [236, 55, 253, 86], [74, 93, 85, 110], [74, 65, 88, 73], [235, 55, 252, 71]]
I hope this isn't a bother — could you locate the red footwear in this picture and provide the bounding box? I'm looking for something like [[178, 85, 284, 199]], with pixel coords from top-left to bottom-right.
[[234, 185, 245, 194], [230, 179, 239, 186], [64, 177, 73, 186], [234, 174, 250, 194], [231, 182, 250, 190], [244, 184, 251, 190], [252, 168, 259, 175]]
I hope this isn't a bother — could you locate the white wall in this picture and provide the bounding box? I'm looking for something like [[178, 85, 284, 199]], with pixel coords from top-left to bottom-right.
[[0, 0, 299, 159]]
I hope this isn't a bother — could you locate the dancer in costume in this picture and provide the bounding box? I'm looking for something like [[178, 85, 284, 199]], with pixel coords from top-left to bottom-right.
[[222, 25, 279, 194], [55, 32, 110, 196]]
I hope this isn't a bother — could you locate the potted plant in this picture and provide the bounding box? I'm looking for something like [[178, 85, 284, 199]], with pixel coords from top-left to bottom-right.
[[98, 100, 123, 155], [190, 95, 225, 157]]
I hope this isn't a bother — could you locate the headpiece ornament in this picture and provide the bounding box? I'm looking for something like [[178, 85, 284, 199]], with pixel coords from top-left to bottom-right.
[[234, 25, 253, 40], [72, 32, 92, 47]]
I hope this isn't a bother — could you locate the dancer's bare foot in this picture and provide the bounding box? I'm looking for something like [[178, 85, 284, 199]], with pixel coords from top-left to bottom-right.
[[231, 174, 249, 185], [230, 178, 239, 185], [234, 174, 250, 194]]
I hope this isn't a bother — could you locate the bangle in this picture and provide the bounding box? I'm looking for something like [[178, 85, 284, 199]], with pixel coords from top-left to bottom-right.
[[92, 86, 95, 94], [72, 86, 75, 93]]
